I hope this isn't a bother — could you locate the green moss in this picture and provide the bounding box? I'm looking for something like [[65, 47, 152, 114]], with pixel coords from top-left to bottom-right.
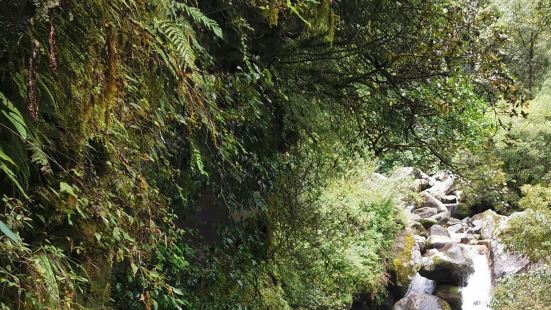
[[392, 232, 416, 286]]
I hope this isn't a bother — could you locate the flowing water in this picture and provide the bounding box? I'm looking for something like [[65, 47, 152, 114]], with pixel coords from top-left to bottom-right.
[[461, 247, 492, 310], [406, 273, 436, 295]]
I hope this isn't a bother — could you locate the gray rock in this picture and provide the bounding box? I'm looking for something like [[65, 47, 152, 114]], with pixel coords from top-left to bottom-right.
[[414, 235, 427, 254], [410, 178, 431, 192], [433, 284, 462, 310], [472, 210, 530, 279], [393, 167, 417, 179], [419, 245, 474, 285], [413, 207, 439, 218], [419, 192, 448, 213], [426, 235, 454, 250], [447, 217, 462, 226], [418, 218, 438, 229], [429, 212, 449, 224], [447, 224, 465, 234], [424, 249, 439, 257], [424, 175, 454, 200], [393, 293, 452, 310], [408, 212, 421, 222], [441, 195, 458, 204], [468, 220, 482, 233], [429, 225, 450, 237], [412, 221, 428, 237]]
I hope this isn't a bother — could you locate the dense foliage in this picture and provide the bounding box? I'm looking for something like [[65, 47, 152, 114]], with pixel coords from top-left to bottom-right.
[[0, 0, 537, 309]]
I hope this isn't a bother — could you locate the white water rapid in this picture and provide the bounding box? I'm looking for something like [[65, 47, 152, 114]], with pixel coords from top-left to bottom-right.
[[461, 247, 492, 310], [406, 273, 436, 295]]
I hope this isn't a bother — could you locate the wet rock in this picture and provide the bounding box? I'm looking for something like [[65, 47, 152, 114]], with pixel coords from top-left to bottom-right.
[[419, 245, 474, 285], [393, 293, 452, 310], [413, 207, 439, 218], [406, 273, 435, 295], [433, 284, 462, 310]]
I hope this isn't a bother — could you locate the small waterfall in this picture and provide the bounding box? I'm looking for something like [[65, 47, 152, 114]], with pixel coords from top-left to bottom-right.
[[461, 248, 492, 310], [406, 273, 436, 295]]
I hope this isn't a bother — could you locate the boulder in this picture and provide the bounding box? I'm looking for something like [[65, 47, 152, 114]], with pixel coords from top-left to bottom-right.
[[408, 212, 421, 222], [419, 245, 474, 285], [441, 195, 458, 204], [419, 192, 448, 213], [393, 293, 452, 310], [410, 178, 430, 192], [472, 210, 530, 279], [424, 175, 454, 200], [391, 231, 420, 296], [468, 220, 482, 234], [447, 217, 462, 226], [392, 167, 418, 179], [432, 171, 450, 182], [413, 207, 439, 218], [428, 212, 449, 225], [414, 235, 427, 254], [433, 285, 462, 310], [411, 221, 428, 237], [426, 235, 453, 250], [447, 224, 465, 234], [424, 249, 439, 257], [429, 225, 450, 237], [418, 218, 438, 229]]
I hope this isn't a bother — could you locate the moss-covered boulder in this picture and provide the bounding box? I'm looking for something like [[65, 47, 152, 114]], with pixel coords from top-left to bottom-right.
[[391, 230, 420, 297], [434, 284, 462, 310]]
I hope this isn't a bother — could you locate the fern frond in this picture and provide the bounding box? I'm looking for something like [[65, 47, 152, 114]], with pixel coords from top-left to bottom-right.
[[155, 19, 197, 68], [175, 3, 223, 39]]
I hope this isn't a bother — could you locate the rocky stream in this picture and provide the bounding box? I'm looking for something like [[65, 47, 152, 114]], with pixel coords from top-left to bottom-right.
[[370, 168, 531, 310]]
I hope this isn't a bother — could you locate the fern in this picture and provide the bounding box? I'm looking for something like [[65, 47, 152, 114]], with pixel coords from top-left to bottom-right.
[[176, 3, 223, 39], [155, 19, 198, 68], [0, 91, 28, 198]]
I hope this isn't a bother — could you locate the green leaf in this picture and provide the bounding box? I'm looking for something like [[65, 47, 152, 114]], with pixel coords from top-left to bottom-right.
[[0, 163, 28, 199], [59, 182, 77, 197], [0, 91, 27, 139], [0, 219, 21, 244]]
